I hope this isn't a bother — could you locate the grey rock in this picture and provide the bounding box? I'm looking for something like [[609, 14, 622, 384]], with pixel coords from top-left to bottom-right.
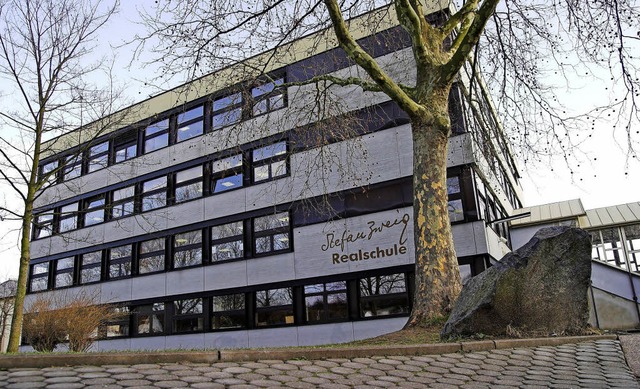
[[442, 226, 592, 337]]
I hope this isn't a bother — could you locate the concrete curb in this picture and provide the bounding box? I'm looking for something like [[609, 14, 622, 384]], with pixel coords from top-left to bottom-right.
[[0, 334, 618, 369]]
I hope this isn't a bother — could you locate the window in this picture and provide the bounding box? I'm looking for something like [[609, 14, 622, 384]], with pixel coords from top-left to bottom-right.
[[252, 141, 287, 183], [255, 288, 294, 327], [359, 273, 409, 318], [54, 257, 74, 288], [139, 238, 165, 274], [211, 221, 244, 262], [592, 228, 626, 269], [144, 119, 169, 153], [212, 92, 242, 129], [211, 154, 243, 193], [33, 211, 54, 239], [624, 224, 640, 273], [176, 105, 204, 142], [80, 251, 102, 284], [212, 293, 246, 330], [30, 263, 49, 292], [114, 129, 138, 163], [305, 281, 348, 323], [87, 141, 109, 173], [84, 195, 106, 226], [103, 307, 130, 338], [447, 176, 464, 223], [173, 230, 202, 268], [108, 245, 132, 279], [173, 298, 204, 333], [174, 166, 202, 203], [111, 185, 135, 219], [253, 212, 290, 255], [40, 160, 58, 184], [135, 303, 165, 335], [59, 202, 79, 233], [251, 77, 285, 116], [141, 176, 167, 211], [62, 154, 82, 181]]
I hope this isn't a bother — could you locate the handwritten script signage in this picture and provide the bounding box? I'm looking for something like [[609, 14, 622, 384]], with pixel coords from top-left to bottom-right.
[[321, 212, 411, 264]]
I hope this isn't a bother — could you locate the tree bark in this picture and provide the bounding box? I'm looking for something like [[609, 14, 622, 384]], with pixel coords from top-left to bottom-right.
[[405, 96, 462, 327]]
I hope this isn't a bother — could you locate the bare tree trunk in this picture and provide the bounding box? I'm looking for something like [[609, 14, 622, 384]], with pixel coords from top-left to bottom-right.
[[406, 96, 462, 327], [7, 192, 35, 352]]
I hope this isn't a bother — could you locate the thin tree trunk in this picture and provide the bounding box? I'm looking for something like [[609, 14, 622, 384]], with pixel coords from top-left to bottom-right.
[[7, 207, 33, 352], [406, 110, 462, 327]]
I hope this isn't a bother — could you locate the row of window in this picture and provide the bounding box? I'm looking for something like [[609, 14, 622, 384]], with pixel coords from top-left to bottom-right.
[[39, 77, 286, 185], [96, 272, 411, 338], [33, 141, 288, 239], [475, 172, 510, 243], [29, 212, 291, 292]]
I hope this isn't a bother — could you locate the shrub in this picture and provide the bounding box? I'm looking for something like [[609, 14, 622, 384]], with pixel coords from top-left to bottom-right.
[[23, 291, 126, 352]]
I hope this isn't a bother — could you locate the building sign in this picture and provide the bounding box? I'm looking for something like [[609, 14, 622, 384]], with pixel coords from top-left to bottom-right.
[[322, 211, 411, 264]]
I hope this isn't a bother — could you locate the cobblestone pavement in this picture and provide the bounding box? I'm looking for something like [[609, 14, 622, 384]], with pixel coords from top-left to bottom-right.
[[0, 339, 637, 388]]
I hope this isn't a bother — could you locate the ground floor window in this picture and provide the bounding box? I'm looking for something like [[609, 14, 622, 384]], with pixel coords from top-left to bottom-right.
[[359, 273, 409, 318]]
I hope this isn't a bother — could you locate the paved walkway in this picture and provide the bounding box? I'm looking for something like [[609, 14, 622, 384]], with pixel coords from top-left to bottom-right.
[[0, 338, 638, 388]]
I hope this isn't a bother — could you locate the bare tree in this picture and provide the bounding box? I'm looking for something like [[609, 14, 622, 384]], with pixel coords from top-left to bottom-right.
[[136, 0, 639, 328], [0, 279, 16, 352], [0, 0, 123, 352]]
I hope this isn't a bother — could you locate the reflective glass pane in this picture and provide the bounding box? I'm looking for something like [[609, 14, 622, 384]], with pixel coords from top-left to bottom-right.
[[177, 106, 204, 123], [252, 142, 286, 162], [177, 120, 203, 142]]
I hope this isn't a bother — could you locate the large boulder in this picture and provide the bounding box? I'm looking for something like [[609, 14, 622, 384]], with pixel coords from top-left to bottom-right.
[[441, 226, 592, 338]]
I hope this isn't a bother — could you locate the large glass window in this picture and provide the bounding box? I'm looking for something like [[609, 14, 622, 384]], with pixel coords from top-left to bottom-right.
[[33, 211, 54, 239], [173, 230, 202, 268], [59, 202, 79, 233], [139, 238, 165, 274], [592, 228, 627, 269], [211, 221, 244, 262], [141, 177, 167, 211], [135, 303, 165, 335], [212, 92, 242, 129], [173, 298, 204, 333], [211, 293, 246, 330], [111, 185, 135, 219], [252, 141, 287, 183], [54, 257, 74, 288], [80, 251, 102, 284], [253, 212, 290, 255], [305, 281, 348, 323], [359, 273, 409, 318], [108, 245, 132, 279], [87, 141, 109, 173], [251, 77, 285, 116], [624, 224, 640, 273], [84, 195, 106, 226], [176, 105, 204, 142], [174, 166, 202, 203], [211, 154, 243, 193], [144, 119, 169, 153], [255, 288, 294, 327], [30, 263, 49, 292]]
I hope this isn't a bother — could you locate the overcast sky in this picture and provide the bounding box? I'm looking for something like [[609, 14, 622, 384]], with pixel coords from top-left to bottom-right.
[[0, 2, 638, 280]]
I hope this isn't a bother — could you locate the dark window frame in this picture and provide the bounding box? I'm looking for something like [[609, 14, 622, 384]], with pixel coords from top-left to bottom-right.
[[172, 298, 205, 334], [108, 244, 132, 280], [138, 237, 166, 275], [79, 250, 102, 284], [29, 262, 49, 292], [252, 211, 291, 256], [172, 229, 203, 269], [53, 256, 75, 289]]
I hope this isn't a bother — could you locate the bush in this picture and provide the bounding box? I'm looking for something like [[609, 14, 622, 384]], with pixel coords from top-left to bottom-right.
[[23, 291, 125, 352]]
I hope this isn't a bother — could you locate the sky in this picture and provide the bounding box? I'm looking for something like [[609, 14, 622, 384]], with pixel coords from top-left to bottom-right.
[[0, 2, 638, 280]]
